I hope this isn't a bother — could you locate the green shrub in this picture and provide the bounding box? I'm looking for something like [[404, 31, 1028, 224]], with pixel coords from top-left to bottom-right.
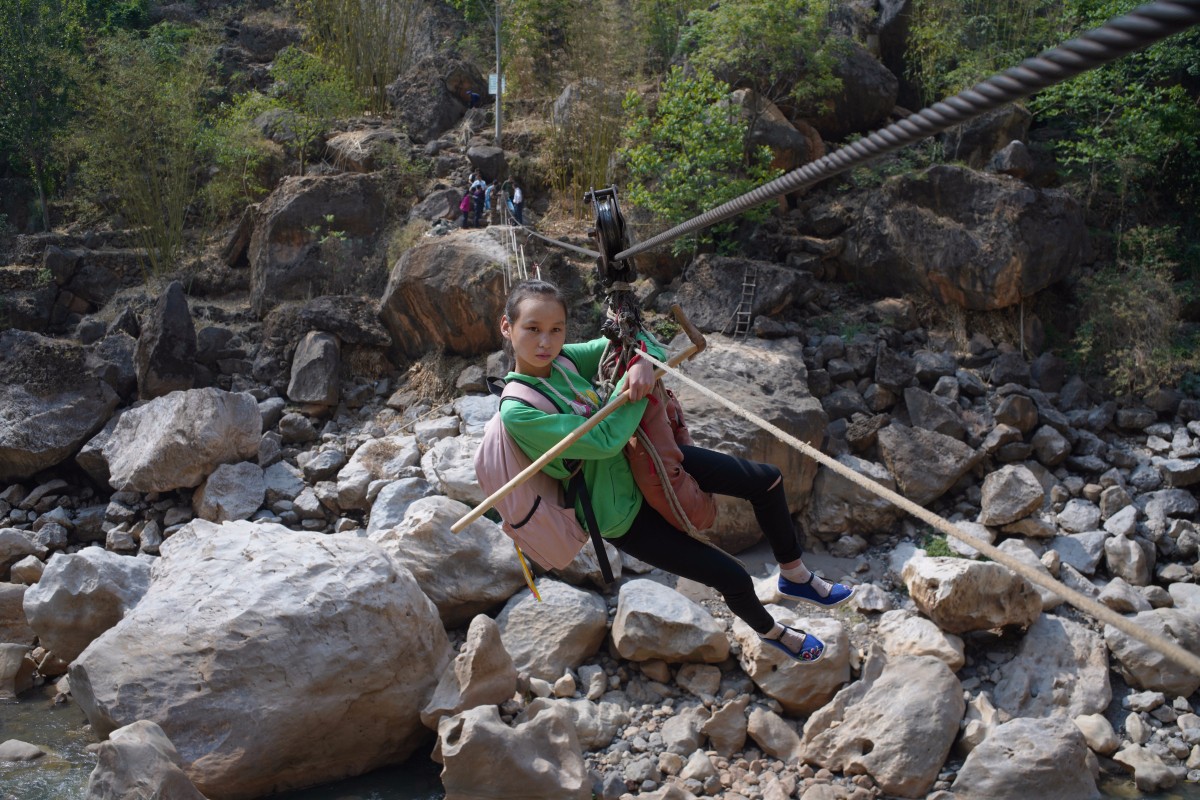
[[197, 91, 284, 220], [270, 46, 360, 175], [1073, 226, 1198, 398], [80, 26, 212, 275], [619, 66, 781, 255]]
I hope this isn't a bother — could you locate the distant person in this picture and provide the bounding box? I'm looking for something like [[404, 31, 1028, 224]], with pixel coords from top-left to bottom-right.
[[471, 174, 487, 193], [484, 180, 496, 225], [471, 185, 485, 228], [511, 183, 524, 225], [459, 191, 472, 228], [467, 90, 481, 108]]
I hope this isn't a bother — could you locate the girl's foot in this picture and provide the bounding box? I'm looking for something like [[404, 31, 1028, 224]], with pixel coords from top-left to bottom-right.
[[759, 623, 825, 663], [778, 572, 854, 608]]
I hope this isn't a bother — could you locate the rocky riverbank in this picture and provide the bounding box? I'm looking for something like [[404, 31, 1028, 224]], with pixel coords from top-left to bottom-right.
[[1, 256, 1199, 799]]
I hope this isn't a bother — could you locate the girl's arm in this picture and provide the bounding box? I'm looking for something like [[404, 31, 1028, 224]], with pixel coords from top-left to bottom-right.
[[502, 396, 649, 467], [561, 332, 668, 382]]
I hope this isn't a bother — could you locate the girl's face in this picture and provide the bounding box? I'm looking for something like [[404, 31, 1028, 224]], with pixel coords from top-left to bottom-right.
[[501, 296, 567, 377]]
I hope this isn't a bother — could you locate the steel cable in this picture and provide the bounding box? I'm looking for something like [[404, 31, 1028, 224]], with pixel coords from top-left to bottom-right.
[[615, 0, 1200, 262]]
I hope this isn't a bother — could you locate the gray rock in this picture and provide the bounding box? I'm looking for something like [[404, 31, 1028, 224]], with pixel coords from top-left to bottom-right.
[[1, 331, 120, 482], [192, 462, 265, 523], [99, 389, 262, 493], [70, 520, 451, 798], [370, 496, 525, 628], [952, 716, 1099, 800], [1104, 609, 1200, 696], [904, 387, 965, 439], [978, 465, 1044, 526], [993, 614, 1110, 719], [902, 556, 1041, 633], [877, 424, 980, 506], [365, 478, 434, 535], [84, 719, 206, 799], [134, 281, 196, 401], [1159, 458, 1200, 487], [1057, 498, 1102, 533], [611, 579, 728, 664], [496, 578, 607, 682], [287, 331, 340, 407], [23, 548, 151, 662], [803, 650, 963, 798], [1050, 531, 1106, 575], [805, 455, 901, 540], [1105, 534, 1152, 586]]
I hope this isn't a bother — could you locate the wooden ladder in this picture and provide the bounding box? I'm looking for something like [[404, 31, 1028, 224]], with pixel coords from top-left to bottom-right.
[[729, 264, 758, 337]]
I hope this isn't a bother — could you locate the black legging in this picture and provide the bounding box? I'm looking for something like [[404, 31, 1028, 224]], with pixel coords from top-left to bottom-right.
[[609, 445, 804, 634]]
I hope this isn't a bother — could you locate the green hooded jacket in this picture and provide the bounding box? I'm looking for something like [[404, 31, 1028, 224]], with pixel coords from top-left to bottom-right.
[[499, 334, 666, 538]]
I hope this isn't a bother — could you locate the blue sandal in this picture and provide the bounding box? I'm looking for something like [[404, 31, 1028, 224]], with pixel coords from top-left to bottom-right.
[[759, 624, 825, 663], [778, 573, 854, 608]]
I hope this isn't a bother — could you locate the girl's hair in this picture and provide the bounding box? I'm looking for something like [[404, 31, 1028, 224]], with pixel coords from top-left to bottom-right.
[[502, 280, 567, 361], [504, 279, 566, 325]]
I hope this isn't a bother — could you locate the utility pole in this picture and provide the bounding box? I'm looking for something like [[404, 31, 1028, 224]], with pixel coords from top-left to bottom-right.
[[493, 2, 502, 147]]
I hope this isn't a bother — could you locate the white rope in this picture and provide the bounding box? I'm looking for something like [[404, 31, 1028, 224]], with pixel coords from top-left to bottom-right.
[[640, 351, 1200, 676]]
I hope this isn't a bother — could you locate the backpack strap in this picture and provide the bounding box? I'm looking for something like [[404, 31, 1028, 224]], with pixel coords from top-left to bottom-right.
[[565, 470, 614, 584]]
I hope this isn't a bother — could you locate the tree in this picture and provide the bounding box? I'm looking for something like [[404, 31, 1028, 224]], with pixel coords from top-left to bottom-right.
[[0, 0, 83, 231], [678, 0, 841, 115], [907, 0, 1064, 105], [293, 0, 418, 115], [81, 24, 211, 275], [1030, 0, 1200, 217], [270, 46, 359, 176], [620, 66, 781, 254]]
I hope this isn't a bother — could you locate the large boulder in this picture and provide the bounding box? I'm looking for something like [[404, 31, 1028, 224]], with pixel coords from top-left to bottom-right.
[[134, 280, 196, 401], [420, 614, 517, 730], [804, 454, 902, 541], [326, 127, 408, 172], [611, 579, 729, 663], [286, 331, 340, 407], [379, 228, 509, 359], [84, 719, 207, 800], [732, 90, 822, 174], [436, 703, 591, 800], [978, 464, 1045, 526], [495, 578, 607, 681], [0, 330, 120, 482], [941, 104, 1033, 170], [843, 165, 1085, 310], [249, 173, 386, 317], [1104, 609, 1200, 697], [902, 556, 1041, 634], [23, 548, 152, 662], [94, 388, 262, 492], [804, 37, 899, 139], [731, 607, 850, 715], [671, 335, 827, 553], [803, 650, 964, 798], [877, 423, 981, 506], [386, 56, 481, 143], [952, 716, 1099, 800], [992, 614, 1111, 719], [69, 521, 452, 799], [369, 496, 526, 627], [669, 254, 813, 334]]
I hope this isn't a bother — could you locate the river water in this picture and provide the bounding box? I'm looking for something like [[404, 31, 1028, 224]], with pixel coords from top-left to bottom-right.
[[3, 684, 1198, 800], [0, 685, 444, 800]]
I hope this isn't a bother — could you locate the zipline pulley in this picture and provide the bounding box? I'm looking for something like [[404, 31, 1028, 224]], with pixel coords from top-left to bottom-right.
[[585, 186, 640, 349]]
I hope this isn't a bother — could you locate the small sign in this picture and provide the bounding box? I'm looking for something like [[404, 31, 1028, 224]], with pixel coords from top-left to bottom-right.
[[488, 73, 507, 95]]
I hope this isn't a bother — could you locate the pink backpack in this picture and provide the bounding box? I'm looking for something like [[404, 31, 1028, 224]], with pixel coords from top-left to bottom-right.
[[474, 357, 614, 581]]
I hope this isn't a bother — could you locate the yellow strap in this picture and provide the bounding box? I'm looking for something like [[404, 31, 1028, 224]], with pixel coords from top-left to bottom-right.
[[515, 543, 541, 602]]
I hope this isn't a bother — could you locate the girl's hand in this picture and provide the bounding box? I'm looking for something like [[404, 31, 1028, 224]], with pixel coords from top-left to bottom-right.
[[624, 359, 655, 402]]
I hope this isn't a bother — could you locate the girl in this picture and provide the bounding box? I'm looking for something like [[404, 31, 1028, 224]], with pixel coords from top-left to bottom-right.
[[499, 280, 852, 663]]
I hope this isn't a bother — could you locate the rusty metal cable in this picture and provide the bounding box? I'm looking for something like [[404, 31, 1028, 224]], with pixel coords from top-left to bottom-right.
[[616, 0, 1200, 261]]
